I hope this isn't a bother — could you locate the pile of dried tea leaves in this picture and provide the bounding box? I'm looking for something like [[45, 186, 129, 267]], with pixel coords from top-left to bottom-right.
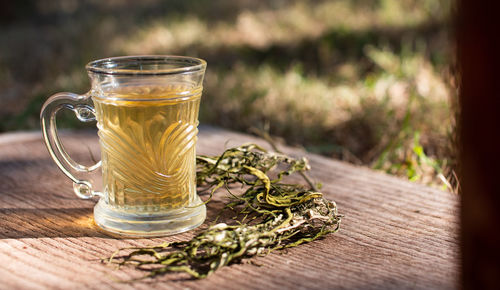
[[107, 143, 342, 280]]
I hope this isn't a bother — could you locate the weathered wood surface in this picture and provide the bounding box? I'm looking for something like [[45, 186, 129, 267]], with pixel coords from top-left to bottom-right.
[[0, 127, 459, 289]]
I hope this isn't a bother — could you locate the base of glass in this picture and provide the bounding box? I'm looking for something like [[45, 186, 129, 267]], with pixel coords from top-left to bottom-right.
[[93, 196, 206, 237]]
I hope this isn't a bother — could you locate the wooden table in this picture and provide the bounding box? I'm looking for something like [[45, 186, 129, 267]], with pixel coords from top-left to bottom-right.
[[0, 127, 459, 289]]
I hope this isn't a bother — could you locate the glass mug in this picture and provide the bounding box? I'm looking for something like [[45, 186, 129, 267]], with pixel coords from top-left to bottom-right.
[[40, 56, 207, 237]]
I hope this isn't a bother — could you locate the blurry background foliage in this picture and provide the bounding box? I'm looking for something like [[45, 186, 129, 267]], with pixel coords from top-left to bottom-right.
[[0, 0, 456, 191]]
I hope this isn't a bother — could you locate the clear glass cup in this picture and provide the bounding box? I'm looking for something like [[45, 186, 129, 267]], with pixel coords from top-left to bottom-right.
[[40, 56, 207, 237]]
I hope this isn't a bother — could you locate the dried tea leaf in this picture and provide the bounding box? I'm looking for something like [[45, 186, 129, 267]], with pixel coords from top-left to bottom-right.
[[107, 143, 342, 280]]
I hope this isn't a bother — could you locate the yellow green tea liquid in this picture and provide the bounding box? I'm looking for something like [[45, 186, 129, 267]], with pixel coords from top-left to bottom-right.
[[92, 84, 206, 236]]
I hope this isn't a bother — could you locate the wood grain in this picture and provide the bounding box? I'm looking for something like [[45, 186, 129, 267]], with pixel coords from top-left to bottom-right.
[[0, 127, 459, 289]]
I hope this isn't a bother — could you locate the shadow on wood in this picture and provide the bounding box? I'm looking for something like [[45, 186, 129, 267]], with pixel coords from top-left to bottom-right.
[[0, 192, 241, 239], [0, 207, 104, 239]]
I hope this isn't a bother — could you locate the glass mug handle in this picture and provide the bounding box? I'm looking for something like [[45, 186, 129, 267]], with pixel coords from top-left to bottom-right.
[[40, 92, 101, 199]]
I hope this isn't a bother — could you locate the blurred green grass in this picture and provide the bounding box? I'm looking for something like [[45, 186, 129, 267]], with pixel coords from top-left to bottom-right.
[[0, 0, 456, 190]]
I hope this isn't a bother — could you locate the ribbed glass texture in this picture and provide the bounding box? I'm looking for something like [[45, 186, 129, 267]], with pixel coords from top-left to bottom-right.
[[93, 85, 200, 212]]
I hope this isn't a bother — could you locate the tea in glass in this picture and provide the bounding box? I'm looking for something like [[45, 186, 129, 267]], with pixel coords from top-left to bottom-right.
[[40, 56, 207, 236]]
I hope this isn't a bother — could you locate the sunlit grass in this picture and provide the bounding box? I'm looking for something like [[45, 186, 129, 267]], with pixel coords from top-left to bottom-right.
[[199, 44, 456, 190], [113, 0, 437, 54], [0, 0, 455, 190]]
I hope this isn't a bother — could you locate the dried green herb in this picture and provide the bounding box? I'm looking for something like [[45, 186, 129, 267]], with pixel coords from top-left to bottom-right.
[[107, 143, 341, 280]]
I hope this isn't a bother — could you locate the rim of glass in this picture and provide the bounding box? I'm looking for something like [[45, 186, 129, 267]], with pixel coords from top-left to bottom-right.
[[86, 55, 206, 76]]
